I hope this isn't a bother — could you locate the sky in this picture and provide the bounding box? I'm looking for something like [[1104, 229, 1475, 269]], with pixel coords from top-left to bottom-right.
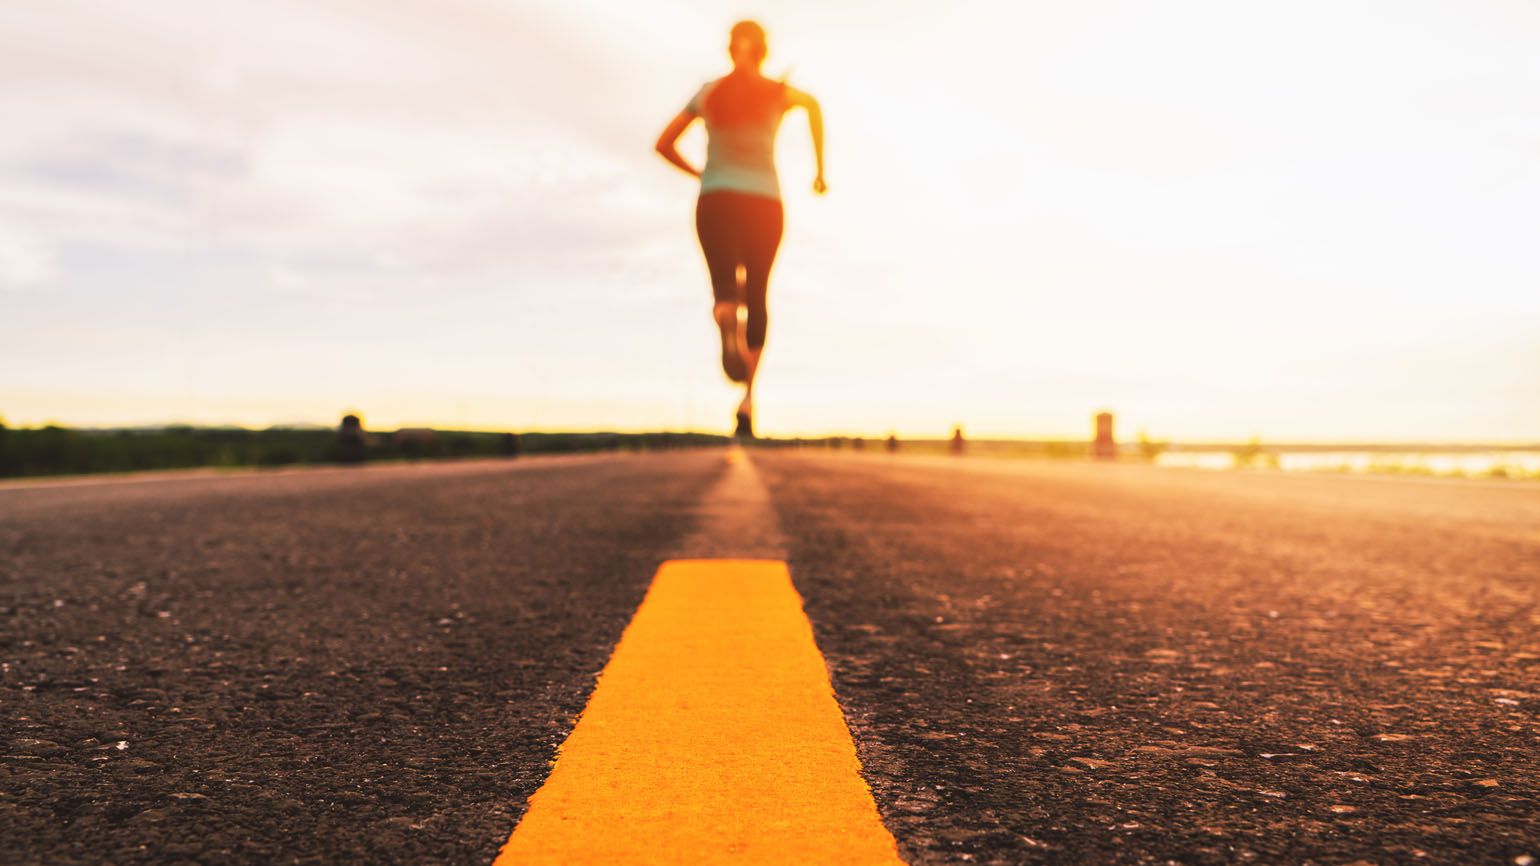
[[2, 0, 1538, 442]]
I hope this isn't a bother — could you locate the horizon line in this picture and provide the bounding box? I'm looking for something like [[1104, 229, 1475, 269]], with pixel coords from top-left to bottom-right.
[[5, 420, 1538, 451]]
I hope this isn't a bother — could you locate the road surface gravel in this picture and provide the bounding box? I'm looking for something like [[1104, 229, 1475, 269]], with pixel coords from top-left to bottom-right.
[[3, 450, 1537, 865]]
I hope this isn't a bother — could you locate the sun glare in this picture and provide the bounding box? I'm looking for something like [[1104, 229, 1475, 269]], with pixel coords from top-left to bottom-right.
[[0, 1, 1536, 442]]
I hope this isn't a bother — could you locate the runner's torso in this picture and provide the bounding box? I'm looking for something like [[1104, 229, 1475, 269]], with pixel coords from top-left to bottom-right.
[[688, 77, 788, 201]]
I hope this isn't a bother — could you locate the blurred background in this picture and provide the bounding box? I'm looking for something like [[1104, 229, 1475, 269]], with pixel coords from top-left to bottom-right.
[[2, 0, 1538, 442]]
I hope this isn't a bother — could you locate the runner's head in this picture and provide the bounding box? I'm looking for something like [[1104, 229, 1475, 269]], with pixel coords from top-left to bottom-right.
[[706, 21, 783, 127], [728, 20, 767, 70]]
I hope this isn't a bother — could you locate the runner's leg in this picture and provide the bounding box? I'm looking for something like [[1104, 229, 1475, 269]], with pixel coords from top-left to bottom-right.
[[696, 193, 747, 382], [737, 195, 784, 418]]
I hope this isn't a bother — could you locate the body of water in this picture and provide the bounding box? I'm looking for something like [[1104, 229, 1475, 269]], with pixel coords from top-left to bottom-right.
[[1155, 450, 1540, 479]]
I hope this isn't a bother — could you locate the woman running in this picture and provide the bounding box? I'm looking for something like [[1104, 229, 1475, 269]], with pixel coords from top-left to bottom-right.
[[654, 20, 825, 438]]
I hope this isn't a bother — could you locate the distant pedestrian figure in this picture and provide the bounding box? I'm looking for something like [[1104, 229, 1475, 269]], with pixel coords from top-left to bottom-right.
[[654, 20, 826, 438], [336, 413, 366, 464]]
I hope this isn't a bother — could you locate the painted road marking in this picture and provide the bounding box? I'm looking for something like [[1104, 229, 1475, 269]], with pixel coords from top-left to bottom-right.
[[494, 559, 904, 865]]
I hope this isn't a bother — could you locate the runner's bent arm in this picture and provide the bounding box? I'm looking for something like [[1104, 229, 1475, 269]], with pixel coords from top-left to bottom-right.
[[654, 110, 701, 179], [787, 86, 826, 194]]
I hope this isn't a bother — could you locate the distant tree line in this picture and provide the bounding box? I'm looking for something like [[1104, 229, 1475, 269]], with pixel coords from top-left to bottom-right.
[[0, 420, 727, 479]]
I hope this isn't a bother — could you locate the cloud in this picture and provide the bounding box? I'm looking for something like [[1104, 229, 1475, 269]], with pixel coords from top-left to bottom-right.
[[0, 0, 691, 287], [0, 227, 55, 288], [2, 0, 1537, 437]]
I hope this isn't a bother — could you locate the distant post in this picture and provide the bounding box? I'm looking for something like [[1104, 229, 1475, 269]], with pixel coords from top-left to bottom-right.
[[950, 425, 966, 455], [337, 414, 366, 464], [1092, 412, 1116, 461]]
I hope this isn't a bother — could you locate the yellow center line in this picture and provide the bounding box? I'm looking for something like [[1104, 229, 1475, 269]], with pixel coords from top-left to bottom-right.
[[494, 559, 904, 865]]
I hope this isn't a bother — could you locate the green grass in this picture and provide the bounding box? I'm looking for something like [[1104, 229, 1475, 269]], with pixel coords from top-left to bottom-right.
[[0, 424, 727, 479]]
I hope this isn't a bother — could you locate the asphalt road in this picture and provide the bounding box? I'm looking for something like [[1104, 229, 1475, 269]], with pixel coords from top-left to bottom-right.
[[3, 450, 1538, 865]]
